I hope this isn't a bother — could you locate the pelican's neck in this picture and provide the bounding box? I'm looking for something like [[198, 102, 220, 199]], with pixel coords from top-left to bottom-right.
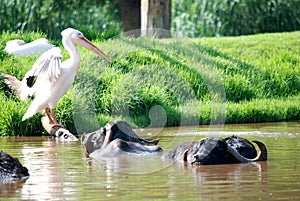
[[62, 37, 81, 67]]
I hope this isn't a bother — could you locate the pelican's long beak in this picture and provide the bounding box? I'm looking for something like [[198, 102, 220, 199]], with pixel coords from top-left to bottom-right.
[[78, 36, 112, 62]]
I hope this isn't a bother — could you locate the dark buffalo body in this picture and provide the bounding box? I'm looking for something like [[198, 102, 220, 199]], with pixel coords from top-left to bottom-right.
[[81, 120, 161, 156], [105, 120, 159, 146], [0, 151, 29, 180], [162, 136, 267, 165]]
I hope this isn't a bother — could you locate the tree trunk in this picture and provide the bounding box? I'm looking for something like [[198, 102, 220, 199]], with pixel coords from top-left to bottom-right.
[[117, 0, 141, 37], [118, 0, 171, 38], [141, 0, 171, 38]]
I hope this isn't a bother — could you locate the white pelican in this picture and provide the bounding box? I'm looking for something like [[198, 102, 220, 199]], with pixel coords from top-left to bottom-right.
[[1, 28, 112, 125], [4, 38, 54, 56]]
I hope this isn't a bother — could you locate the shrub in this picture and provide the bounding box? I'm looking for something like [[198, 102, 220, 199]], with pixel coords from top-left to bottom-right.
[[0, 0, 121, 40], [173, 0, 300, 37]]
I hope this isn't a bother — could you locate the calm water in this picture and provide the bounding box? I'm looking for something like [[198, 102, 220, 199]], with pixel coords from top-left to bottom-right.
[[0, 121, 299, 200]]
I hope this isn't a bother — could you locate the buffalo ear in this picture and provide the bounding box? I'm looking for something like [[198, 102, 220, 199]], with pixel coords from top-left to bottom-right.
[[102, 129, 113, 149], [182, 149, 189, 162]]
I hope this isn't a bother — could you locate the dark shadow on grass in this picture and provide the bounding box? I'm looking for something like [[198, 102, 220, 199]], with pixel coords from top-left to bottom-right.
[[118, 37, 229, 126]]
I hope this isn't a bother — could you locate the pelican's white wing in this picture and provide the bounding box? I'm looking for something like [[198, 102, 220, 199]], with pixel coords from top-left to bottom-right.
[[27, 47, 62, 83], [4, 38, 53, 57], [20, 47, 62, 100]]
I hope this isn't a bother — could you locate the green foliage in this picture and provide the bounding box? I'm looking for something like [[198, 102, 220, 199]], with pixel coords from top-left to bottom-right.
[[199, 32, 300, 99], [224, 75, 256, 102], [226, 97, 300, 123], [0, 0, 121, 40], [0, 31, 299, 136], [172, 0, 300, 37], [1, 0, 300, 39], [0, 92, 44, 136]]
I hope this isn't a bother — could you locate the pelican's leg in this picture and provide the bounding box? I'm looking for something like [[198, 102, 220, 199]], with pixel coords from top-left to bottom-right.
[[50, 108, 59, 125], [45, 108, 54, 124]]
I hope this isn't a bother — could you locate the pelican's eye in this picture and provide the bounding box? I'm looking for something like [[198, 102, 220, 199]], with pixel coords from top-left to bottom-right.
[[77, 32, 84, 39]]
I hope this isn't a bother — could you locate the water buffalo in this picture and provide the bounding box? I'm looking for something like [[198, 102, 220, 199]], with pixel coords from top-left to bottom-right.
[[41, 116, 78, 141], [0, 151, 29, 180], [81, 120, 162, 157], [162, 136, 267, 165]]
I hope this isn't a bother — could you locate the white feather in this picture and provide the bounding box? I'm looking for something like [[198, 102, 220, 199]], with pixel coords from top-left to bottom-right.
[[4, 38, 54, 57], [19, 47, 62, 101]]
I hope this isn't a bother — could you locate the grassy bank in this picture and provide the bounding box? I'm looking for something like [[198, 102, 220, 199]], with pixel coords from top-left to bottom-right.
[[0, 31, 299, 136]]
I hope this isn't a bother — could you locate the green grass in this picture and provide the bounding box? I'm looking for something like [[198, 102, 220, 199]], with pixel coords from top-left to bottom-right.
[[0, 31, 299, 136], [172, 0, 300, 37]]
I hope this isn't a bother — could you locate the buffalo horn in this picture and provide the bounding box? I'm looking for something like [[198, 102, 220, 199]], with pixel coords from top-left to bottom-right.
[[227, 140, 268, 163]]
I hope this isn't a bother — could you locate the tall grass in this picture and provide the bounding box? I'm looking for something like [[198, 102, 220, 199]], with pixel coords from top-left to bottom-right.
[[226, 97, 300, 123], [0, 0, 121, 40], [0, 31, 299, 136], [0, 92, 44, 136], [172, 0, 300, 37], [1, 0, 300, 38]]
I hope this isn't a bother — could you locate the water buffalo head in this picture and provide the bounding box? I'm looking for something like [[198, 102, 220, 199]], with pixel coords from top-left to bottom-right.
[[163, 136, 267, 165], [41, 116, 78, 141], [81, 127, 106, 155], [81, 120, 160, 156], [51, 126, 79, 141], [186, 136, 267, 165], [185, 137, 228, 165]]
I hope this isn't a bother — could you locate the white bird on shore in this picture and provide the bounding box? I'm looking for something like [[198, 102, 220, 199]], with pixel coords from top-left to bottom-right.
[[1, 28, 112, 125], [4, 38, 54, 56]]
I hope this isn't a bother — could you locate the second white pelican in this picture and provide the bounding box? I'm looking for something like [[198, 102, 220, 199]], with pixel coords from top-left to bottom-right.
[[2, 28, 112, 125], [4, 38, 54, 56]]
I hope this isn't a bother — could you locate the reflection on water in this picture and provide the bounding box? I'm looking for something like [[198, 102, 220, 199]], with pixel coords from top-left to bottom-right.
[[0, 179, 27, 198], [0, 121, 299, 200]]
